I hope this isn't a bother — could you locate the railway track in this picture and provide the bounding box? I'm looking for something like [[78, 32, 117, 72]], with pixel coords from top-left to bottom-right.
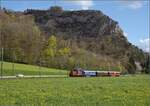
[[0, 75, 68, 79]]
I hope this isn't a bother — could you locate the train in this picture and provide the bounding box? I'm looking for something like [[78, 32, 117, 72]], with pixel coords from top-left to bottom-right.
[[69, 68, 121, 77]]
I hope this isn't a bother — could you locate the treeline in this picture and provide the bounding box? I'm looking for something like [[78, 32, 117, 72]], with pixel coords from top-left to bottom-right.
[[0, 11, 122, 71], [0, 11, 43, 64]]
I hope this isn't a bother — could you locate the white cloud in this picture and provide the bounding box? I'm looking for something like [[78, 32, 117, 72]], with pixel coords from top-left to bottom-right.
[[69, 9, 75, 11], [139, 38, 150, 52], [124, 32, 128, 37], [119, 1, 143, 9], [72, 0, 93, 10], [140, 38, 150, 44], [145, 47, 150, 52], [128, 1, 143, 9], [80, 0, 93, 10]]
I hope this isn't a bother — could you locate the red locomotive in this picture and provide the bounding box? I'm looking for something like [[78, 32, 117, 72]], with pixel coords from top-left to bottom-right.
[[69, 68, 85, 77]]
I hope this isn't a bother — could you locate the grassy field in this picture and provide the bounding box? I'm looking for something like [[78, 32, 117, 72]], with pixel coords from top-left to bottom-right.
[[0, 75, 150, 106], [1, 62, 67, 76]]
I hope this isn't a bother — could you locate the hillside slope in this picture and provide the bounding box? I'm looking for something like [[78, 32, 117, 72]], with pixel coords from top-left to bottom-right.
[[1, 62, 67, 76], [25, 7, 145, 72]]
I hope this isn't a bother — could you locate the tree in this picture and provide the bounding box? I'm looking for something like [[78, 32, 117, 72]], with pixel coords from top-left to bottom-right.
[[43, 35, 57, 58], [49, 6, 63, 15], [0, 13, 43, 64], [125, 56, 136, 74], [142, 54, 150, 74], [58, 47, 71, 57]]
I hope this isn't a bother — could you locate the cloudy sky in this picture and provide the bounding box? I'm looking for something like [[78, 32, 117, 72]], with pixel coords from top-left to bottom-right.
[[1, 0, 149, 52]]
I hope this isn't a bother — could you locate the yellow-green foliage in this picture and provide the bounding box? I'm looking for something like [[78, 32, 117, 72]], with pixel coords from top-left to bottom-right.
[[48, 35, 57, 48], [58, 47, 71, 56], [44, 35, 71, 57], [44, 35, 57, 57]]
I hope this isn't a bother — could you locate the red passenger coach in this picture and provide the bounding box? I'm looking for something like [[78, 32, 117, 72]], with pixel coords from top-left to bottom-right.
[[109, 71, 120, 77]]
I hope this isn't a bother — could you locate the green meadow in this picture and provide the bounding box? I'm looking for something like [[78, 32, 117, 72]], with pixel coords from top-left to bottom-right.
[[0, 75, 150, 106], [0, 62, 67, 76]]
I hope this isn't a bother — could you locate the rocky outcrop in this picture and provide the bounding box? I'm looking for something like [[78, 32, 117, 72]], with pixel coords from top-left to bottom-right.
[[25, 8, 123, 38]]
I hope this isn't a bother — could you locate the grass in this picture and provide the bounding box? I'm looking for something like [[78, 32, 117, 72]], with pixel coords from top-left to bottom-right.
[[0, 62, 67, 76], [0, 75, 150, 106]]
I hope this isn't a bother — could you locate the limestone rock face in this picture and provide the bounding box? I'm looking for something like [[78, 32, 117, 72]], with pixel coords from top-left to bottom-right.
[[25, 9, 124, 38]]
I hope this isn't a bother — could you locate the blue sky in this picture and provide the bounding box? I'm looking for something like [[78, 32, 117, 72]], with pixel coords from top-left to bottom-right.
[[1, 0, 149, 52]]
